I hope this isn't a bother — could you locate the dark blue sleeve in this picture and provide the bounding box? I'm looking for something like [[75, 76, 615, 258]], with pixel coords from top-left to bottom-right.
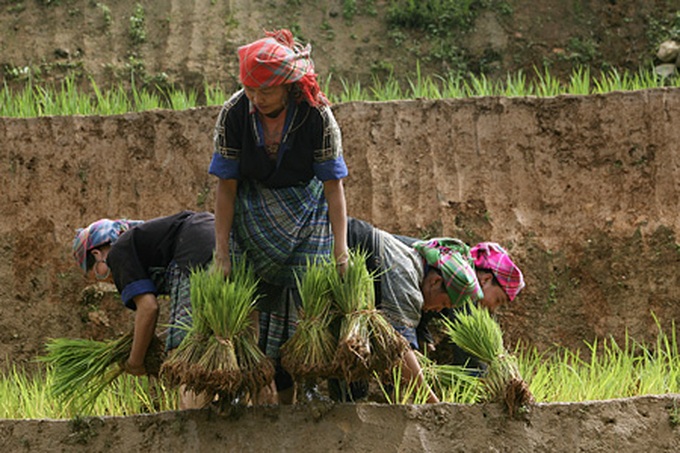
[[121, 279, 157, 309], [313, 156, 348, 181], [209, 151, 240, 179]]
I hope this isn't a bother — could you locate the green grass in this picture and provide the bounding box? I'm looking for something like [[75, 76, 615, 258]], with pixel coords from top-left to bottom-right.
[[1, 66, 678, 118], [517, 318, 680, 403], [4, 317, 680, 417], [0, 365, 178, 419]]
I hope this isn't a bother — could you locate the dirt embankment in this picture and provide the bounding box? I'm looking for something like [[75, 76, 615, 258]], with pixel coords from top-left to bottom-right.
[[1, 89, 679, 370], [2, 396, 680, 452], [2, 77, 680, 453], [0, 1, 676, 91]]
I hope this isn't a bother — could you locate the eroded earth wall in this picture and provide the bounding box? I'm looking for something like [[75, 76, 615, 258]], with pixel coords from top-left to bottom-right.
[[2, 396, 680, 452], [1, 89, 679, 368]]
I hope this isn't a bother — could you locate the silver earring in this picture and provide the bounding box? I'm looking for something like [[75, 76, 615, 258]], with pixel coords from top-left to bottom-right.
[[94, 260, 110, 280]]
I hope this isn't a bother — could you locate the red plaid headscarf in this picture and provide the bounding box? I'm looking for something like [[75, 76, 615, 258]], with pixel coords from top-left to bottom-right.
[[237, 29, 328, 107], [470, 242, 525, 301]]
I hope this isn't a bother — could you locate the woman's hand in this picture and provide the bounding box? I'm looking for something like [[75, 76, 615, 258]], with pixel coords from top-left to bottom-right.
[[336, 259, 348, 277], [214, 254, 232, 279], [120, 359, 146, 376], [335, 250, 349, 277]]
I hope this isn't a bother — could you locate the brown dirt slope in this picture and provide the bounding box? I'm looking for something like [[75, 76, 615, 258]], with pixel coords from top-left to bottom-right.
[[2, 396, 680, 452], [0, 1, 677, 91], [1, 89, 679, 371]]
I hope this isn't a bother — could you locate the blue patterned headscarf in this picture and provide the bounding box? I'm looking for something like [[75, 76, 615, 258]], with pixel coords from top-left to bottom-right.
[[72, 218, 143, 273]]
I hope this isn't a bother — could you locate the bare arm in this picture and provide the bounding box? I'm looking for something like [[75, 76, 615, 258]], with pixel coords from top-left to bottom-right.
[[215, 178, 238, 276], [125, 293, 159, 376], [323, 178, 348, 266], [402, 349, 440, 404]]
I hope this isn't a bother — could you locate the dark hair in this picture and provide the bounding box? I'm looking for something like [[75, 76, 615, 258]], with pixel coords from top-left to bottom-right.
[[430, 267, 447, 293], [477, 268, 501, 287], [84, 243, 109, 272]]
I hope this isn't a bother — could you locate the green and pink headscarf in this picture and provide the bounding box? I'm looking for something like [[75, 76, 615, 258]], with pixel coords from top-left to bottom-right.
[[237, 29, 328, 107], [470, 242, 525, 301], [413, 238, 525, 306]]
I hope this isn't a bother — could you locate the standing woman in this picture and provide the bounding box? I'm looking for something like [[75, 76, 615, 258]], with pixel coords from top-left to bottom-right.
[[208, 29, 349, 403]]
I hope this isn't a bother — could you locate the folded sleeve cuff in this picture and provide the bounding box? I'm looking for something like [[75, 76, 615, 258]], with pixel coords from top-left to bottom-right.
[[208, 152, 240, 179], [314, 158, 348, 182], [121, 279, 157, 309]]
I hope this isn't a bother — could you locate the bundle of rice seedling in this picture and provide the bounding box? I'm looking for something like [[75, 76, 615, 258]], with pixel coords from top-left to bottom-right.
[[235, 333, 274, 396], [329, 250, 408, 382], [280, 258, 337, 380], [442, 302, 534, 416], [161, 267, 216, 393], [40, 331, 165, 412], [161, 259, 271, 400], [416, 351, 483, 404], [205, 260, 272, 398]]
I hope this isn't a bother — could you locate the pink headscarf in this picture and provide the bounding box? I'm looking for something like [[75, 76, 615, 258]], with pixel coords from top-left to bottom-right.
[[470, 242, 525, 301], [237, 29, 328, 107]]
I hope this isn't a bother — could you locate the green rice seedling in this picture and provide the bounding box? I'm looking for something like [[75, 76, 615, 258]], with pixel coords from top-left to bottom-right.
[[168, 88, 198, 110], [534, 65, 563, 97], [408, 61, 442, 99], [88, 373, 178, 417], [329, 250, 408, 383], [280, 258, 337, 380], [465, 72, 496, 97], [370, 73, 404, 101], [161, 268, 214, 390], [213, 259, 272, 399], [377, 347, 481, 405], [440, 74, 466, 99], [632, 65, 666, 90], [503, 70, 533, 97], [131, 73, 162, 111], [0, 364, 177, 419], [7, 82, 41, 118], [376, 366, 430, 405], [204, 82, 228, 106], [0, 365, 67, 419], [338, 79, 370, 103], [417, 351, 483, 404], [514, 314, 680, 403], [34, 77, 93, 116], [328, 250, 375, 381], [2, 66, 676, 119], [90, 78, 131, 115], [39, 331, 165, 413], [442, 303, 533, 415], [235, 333, 274, 397], [593, 68, 627, 94], [163, 260, 269, 401], [567, 66, 591, 95]]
